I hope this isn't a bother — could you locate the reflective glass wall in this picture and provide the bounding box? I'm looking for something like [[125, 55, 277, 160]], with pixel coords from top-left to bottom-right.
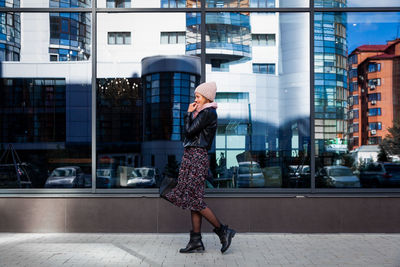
[[0, 10, 92, 189], [314, 10, 400, 189], [1, 0, 400, 193], [95, 9, 310, 190]]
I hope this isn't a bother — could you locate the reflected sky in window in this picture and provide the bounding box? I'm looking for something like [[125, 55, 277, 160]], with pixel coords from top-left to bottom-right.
[[347, 12, 400, 53], [349, 0, 400, 7]]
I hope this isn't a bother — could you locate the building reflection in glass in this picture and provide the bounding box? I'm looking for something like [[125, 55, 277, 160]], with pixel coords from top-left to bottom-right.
[[0, 10, 21, 61], [314, 0, 348, 172], [49, 0, 91, 62], [96, 55, 201, 188], [0, 78, 92, 189]]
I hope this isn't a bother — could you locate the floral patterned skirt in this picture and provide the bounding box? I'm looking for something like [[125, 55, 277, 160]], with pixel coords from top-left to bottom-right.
[[164, 146, 208, 211]]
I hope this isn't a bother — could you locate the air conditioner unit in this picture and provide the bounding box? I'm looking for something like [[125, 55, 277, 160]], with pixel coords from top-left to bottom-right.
[[370, 85, 376, 90], [371, 100, 377, 105], [371, 129, 377, 135]]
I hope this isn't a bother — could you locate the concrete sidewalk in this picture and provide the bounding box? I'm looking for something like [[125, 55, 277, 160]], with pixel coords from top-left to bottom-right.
[[0, 233, 399, 267]]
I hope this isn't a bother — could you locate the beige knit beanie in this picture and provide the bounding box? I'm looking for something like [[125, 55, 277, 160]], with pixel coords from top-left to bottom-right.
[[194, 81, 217, 102]]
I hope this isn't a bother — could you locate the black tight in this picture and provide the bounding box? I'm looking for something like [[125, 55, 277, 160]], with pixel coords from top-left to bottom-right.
[[191, 207, 221, 233]]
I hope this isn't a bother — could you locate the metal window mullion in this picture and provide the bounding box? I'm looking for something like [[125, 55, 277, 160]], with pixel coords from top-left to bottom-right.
[[200, 0, 206, 83], [91, 0, 97, 193], [310, 0, 315, 193]]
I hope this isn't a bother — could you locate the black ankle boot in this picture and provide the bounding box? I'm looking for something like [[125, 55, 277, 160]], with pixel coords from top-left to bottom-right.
[[213, 224, 236, 253], [179, 231, 205, 253]]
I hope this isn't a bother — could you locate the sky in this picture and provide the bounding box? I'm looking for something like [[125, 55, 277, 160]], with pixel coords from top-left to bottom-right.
[[348, 0, 400, 7], [346, 12, 400, 54]]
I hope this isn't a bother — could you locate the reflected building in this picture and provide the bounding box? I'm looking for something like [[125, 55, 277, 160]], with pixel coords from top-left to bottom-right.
[[0, 1, 92, 188], [1, 0, 311, 188], [347, 39, 400, 151], [49, 0, 91, 61], [314, 0, 348, 160], [140, 55, 200, 170], [0, 0, 21, 61], [95, 0, 310, 187]]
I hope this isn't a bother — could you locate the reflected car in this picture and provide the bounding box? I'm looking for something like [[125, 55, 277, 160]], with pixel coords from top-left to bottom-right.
[[0, 164, 32, 188], [288, 165, 310, 188], [316, 166, 360, 188], [45, 166, 85, 188], [96, 168, 118, 188], [235, 161, 265, 188], [359, 162, 400, 188], [126, 167, 160, 188]]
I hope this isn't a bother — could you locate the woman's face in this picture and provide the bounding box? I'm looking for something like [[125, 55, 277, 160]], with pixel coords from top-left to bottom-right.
[[195, 92, 210, 106]]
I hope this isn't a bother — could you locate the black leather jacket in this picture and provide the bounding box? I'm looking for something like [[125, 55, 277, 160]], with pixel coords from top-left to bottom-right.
[[183, 107, 217, 151]]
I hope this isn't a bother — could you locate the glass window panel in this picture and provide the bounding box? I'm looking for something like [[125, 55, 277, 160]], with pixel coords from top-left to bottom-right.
[[208, 12, 310, 189], [315, 0, 400, 7], [124, 33, 131, 44], [0, 12, 92, 189], [108, 32, 115, 44], [315, 12, 400, 189], [96, 12, 200, 189], [116, 33, 123, 44], [22, 0, 91, 7], [207, 0, 308, 8], [99, 0, 199, 8], [160, 32, 169, 44]]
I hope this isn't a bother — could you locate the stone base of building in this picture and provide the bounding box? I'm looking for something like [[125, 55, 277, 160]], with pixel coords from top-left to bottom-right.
[[0, 196, 399, 233]]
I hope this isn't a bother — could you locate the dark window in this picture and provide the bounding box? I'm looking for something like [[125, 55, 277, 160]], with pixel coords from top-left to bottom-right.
[[353, 95, 359, 105], [50, 54, 58, 61], [253, 63, 275, 74], [348, 54, 358, 64], [349, 82, 358, 92], [108, 32, 131, 45], [0, 78, 66, 143], [350, 109, 359, 119], [211, 59, 229, 72], [252, 34, 275, 46], [215, 92, 249, 103], [368, 78, 381, 88], [368, 63, 381, 73], [106, 0, 131, 8], [250, 0, 275, 8], [353, 123, 359, 132], [349, 68, 357, 78], [369, 122, 382, 130], [368, 108, 381, 116], [368, 137, 382, 145], [160, 32, 185, 44], [368, 93, 381, 101], [161, 0, 191, 8]]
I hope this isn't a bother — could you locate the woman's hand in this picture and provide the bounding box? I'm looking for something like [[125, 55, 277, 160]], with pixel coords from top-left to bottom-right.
[[187, 102, 197, 112]]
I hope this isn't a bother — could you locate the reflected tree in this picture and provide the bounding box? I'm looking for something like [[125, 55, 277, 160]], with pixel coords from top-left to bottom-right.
[[381, 119, 400, 157]]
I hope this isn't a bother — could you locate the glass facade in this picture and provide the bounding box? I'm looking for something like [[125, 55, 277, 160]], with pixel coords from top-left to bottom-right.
[[49, 12, 91, 61], [0, 11, 20, 61], [0, 1, 400, 193], [0, 12, 92, 189]]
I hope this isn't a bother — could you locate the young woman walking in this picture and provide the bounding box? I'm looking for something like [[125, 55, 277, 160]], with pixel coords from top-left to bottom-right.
[[164, 81, 236, 254]]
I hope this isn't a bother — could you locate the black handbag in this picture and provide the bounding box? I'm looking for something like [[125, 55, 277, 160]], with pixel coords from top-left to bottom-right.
[[159, 176, 177, 201]]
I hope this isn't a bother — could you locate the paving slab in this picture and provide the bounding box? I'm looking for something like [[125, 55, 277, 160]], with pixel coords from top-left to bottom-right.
[[0, 233, 400, 266]]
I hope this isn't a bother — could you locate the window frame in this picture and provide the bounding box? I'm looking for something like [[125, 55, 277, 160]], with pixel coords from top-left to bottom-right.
[[2, 2, 400, 196], [107, 31, 131, 45]]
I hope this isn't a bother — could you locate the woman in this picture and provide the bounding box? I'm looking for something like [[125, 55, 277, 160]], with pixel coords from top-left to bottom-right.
[[164, 81, 236, 254]]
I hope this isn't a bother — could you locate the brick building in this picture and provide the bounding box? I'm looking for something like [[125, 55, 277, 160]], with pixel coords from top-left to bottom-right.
[[347, 39, 400, 151]]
